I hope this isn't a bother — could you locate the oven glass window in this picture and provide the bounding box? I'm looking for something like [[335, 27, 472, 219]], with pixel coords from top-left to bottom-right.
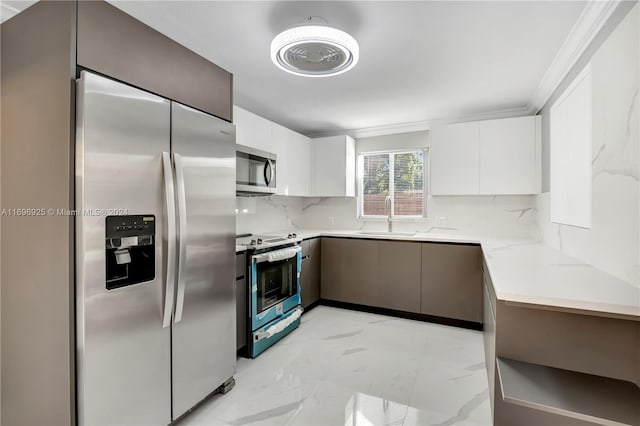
[[256, 256, 297, 313]]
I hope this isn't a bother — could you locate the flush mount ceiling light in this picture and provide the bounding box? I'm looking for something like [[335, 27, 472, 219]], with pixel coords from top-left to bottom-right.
[[270, 17, 359, 77]]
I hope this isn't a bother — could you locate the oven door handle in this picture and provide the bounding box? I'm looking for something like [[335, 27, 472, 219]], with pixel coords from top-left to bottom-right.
[[252, 246, 301, 264]]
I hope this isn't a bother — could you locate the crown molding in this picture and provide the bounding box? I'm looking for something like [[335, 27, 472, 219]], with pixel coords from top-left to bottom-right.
[[335, 120, 431, 140], [436, 105, 531, 126], [307, 105, 531, 139], [527, 0, 624, 114]]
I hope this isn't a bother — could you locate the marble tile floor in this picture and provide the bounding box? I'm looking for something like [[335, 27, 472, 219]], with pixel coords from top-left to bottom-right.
[[180, 306, 492, 426]]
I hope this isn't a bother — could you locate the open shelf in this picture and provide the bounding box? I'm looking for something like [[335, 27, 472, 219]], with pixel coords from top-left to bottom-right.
[[496, 357, 640, 426]]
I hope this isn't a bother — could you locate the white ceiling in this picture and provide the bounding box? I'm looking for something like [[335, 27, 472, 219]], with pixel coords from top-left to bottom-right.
[[4, 1, 588, 136]]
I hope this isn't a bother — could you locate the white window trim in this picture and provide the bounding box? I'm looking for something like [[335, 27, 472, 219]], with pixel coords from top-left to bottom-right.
[[357, 148, 429, 220]]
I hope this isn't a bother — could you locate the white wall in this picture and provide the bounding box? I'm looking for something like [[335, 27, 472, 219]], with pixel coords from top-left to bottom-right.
[[535, 4, 639, 286], [539, 1, 638, 192]]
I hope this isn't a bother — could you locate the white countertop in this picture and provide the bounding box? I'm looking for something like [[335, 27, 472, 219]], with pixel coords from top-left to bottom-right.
[[237, 229, 640, 320]]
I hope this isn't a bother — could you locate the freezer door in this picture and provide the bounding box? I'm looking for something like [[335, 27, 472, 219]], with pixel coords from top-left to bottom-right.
[[75, 71, 172, 425], [171, 102, 236, 418]]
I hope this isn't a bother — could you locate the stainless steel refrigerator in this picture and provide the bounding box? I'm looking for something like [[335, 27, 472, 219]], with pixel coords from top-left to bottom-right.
[[75, 70, 236, 425]]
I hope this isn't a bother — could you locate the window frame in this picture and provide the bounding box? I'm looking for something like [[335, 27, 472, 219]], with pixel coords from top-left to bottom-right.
[[357, 148, 429, 220]]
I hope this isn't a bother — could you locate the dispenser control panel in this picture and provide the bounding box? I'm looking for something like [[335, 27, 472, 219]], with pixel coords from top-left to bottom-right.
[[105, 215, 155, 290], [106, 215, 155, 238]]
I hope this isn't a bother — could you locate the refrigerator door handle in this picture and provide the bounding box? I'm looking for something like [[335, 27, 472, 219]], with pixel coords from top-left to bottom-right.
[[173, 152, 188, 323], [162, 152, 177, 328]]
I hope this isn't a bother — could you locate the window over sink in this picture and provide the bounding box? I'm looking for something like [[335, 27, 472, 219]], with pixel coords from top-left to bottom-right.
[[357, 149, 427, 219]]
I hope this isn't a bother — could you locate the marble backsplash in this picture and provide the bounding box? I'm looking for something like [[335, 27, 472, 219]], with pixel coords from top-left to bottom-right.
[[236, 194, 537, 238]]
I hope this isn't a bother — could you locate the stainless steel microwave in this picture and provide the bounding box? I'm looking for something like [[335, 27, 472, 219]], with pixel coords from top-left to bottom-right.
[[236, 144, 277, 195]]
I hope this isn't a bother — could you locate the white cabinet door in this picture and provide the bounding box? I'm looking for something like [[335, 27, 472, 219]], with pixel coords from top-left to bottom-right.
[[270, 123, 288, 196], [235, 106, 312, 197], [288, 131, 311, 196], [430, 122, 480, 195], [479, 116, 540, 194], [311, 135, 356, 197], [550, 66, 592, 228], [272, 123, 310, 196], [233, 106, 272, 152], [345, 135, 356, 197]]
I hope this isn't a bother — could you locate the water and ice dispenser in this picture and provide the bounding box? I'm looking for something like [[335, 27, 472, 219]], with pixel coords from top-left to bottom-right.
[[105, 215, 156, 290]]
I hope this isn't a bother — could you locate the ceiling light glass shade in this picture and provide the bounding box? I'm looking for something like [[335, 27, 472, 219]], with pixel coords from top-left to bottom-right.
[[270, 25, 359, 77]]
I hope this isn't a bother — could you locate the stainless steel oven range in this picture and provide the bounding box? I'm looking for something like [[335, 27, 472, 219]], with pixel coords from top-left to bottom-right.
[[236, 234, 303, 357]]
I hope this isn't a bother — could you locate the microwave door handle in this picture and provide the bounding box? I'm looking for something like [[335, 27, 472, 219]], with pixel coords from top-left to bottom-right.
[[264, 159, 273, 186], [161, 152, 176, 328], [173, 152, 188, 323]]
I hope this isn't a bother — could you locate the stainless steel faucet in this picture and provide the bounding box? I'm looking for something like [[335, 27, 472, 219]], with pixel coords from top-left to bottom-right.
[[384, 195, 393, 233]]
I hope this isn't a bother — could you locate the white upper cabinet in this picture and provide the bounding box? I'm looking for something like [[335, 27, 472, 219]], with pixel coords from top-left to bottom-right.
[[479, 116, 541, 194], [272, 123, 311, 196], [310, 135, 356, 197], [550, 65, 592, 228], [233, 106, 273, 153], [430, 122, 480, 195], [234, 106, 312, 196], [430, 116, 541, 196]]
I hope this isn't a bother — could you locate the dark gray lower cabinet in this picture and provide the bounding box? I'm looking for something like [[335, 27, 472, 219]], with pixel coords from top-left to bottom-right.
[[235, 253, 246, 351], [375, 240, 421, 313], [321, 238, 342, 301], [487, 274, 640, 425], [421, 243, 482, 323], [320, 238, 422, 314], [483, 263, 497, 418], [301, 238, 321, 309], [340, 238, 379, 307], [308, 238, 321, 303], [320, 237, 482, 324]]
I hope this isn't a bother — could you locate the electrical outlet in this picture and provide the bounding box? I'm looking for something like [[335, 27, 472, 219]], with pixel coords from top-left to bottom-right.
[[329, 216, 335, 225], [436, 216, 448, 227]]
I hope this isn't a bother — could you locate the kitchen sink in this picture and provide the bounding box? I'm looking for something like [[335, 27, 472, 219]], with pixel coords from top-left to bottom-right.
[[357, 231, 417, 237]]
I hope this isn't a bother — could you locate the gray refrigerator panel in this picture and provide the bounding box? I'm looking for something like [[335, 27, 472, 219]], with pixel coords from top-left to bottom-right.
[[75, 71, 172, 425], [170, 102, 236, 418]]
